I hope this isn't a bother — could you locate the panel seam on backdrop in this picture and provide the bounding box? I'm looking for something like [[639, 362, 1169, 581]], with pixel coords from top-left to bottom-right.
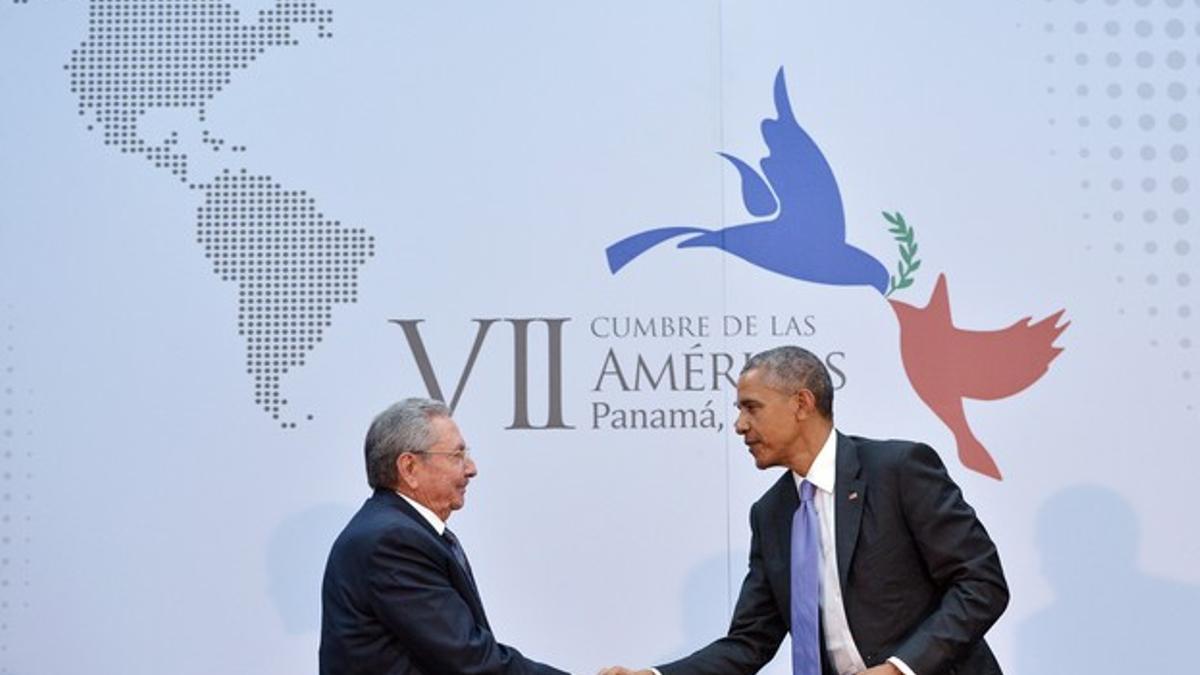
[[716, 0, 734, 619]]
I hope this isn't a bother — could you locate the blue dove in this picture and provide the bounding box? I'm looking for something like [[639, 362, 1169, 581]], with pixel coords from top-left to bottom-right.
[[605, 68, 888, 294]]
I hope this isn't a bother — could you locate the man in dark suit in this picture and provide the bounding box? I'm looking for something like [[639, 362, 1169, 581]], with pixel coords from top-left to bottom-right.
[[600, 346, 1008, 675], [320, 398, 568, 675]]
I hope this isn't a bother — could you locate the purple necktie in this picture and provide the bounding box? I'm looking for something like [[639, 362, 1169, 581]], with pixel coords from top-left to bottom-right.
[[791, 479, 820, 675]]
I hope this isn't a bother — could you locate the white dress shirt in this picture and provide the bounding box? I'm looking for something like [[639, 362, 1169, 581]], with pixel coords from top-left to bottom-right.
[[396, 491, 446, 535], [797, 429, 914, 675], [651, 431, 916, 675]]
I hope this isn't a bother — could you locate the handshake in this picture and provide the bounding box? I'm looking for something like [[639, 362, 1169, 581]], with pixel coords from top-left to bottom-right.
[[319, 349, 1009, 675], [595, 665, 905, 675]]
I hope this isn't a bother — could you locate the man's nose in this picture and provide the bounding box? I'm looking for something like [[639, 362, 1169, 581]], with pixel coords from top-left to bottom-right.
[[464, 457, 478, 478], [734, 412, 749, 434]]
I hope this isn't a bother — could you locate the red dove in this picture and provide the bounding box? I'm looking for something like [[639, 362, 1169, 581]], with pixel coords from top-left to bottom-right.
[[889, 274, 1069, 480]]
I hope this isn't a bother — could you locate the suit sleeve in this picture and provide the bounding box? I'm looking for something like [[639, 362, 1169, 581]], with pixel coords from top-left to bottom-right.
[[890, 444, 1010, 674], [367, 533, 567, 675], [658, 503, 787, 675]]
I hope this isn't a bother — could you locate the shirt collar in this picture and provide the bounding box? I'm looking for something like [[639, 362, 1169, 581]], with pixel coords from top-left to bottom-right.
[[396, 491, 446, 535], [792, 427, 837, 496]]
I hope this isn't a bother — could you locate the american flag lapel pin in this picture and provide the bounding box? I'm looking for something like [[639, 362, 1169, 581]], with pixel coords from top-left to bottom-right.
[[848, 491, 859, 501]]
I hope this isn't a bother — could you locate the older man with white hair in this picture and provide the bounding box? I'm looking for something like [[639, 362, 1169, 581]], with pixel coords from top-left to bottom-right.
[[320, 397, 567, 675]]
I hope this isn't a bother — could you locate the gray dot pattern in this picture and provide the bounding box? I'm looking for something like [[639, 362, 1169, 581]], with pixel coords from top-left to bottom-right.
[[0, 305, 29, 663], [195, 171, 374, 427], [1048, 1, 1197, 405], [64, 0, 333, 182], [61, 0, 366, 427]]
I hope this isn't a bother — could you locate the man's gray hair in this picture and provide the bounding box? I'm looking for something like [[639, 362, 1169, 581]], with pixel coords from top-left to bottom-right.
[[741, 346, 834, 418], [363, 397, 452, 490]]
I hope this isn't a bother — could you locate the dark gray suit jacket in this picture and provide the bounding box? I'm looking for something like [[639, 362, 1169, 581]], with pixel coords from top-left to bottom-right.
[[659, 434, 1009, 675], [319, 489, 567, 675]]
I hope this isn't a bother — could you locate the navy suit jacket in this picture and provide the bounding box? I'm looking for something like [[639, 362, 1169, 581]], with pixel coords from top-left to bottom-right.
[[659, 434, 1009, 675], [319, 489, 567, 675]]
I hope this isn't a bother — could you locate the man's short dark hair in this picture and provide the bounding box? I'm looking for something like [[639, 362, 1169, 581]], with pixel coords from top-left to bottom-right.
[[363, 398, 451, 489], [741, 346, 834, 418]]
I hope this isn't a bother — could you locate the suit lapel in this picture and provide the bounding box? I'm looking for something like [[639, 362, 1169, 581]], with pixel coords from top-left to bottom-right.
[[765, 471, 799, 619], [382, 491, 491, 627], [834, 433, 865, 591]]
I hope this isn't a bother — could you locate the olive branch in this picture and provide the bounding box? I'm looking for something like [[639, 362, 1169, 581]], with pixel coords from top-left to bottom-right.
[[883, 211, 921, 297]]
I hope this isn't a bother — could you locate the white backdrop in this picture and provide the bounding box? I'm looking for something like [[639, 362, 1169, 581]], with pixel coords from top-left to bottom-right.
[[1, 1, 1197, 674]]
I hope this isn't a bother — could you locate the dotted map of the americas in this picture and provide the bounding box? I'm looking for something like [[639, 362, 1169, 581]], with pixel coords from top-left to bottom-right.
[[62, 0, 374, 428]]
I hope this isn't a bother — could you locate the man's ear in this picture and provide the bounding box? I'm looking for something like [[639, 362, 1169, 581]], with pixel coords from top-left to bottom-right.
[[395, 453, 418, 489], [794, 389, 818, 420]]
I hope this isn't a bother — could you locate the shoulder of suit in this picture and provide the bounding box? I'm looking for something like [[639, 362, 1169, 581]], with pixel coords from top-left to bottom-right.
[[342, 493, 442, 548], [753, 470, 798, 509], [842, 434, 928, 463], [840, 436, 954, 489]]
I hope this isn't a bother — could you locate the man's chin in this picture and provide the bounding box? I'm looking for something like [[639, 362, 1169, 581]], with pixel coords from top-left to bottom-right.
[[746, 447, 767, 468], [749, 451, 778, 470]]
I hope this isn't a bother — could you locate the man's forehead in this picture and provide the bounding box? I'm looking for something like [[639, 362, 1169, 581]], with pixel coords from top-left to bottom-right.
[[431, 416, 465, 444], [737, 367, 777, 392], [737, 388, 777, 404], [737, 370, 792, 401]]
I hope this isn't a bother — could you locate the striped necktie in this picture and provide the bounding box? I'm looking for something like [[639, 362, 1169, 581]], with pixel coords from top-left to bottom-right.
[[442, 528, 472, 576]]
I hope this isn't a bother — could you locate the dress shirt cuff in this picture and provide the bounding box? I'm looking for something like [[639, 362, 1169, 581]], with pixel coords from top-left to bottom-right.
[[888, 656, 916, 675], [649, 670, 662, 675]]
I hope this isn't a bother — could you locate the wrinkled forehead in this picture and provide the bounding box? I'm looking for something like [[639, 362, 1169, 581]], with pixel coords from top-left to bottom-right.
[[429, 415, 467, 450], [736, 368, 791, 403], [738, 366, 786, 391]]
